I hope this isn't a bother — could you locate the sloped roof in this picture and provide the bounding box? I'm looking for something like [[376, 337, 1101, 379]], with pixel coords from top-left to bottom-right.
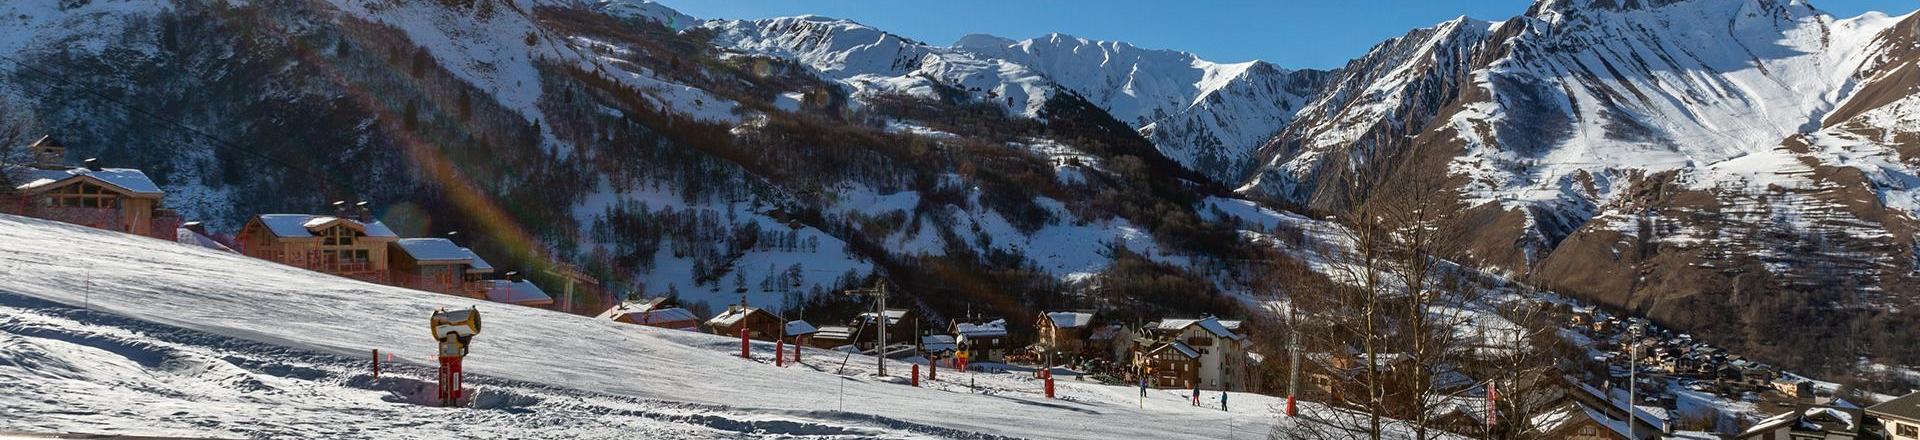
[[1151, 341, 1199, 359], [461, 248, 494, 273], [1043, 311, 1094, 328], [482, 280, 554, 307], [392, 238, 471, 263], [707, 306, 770, 327], [11, 167, 163, 197], [784, 320, 818, 336], [1160, 317, 1244, 341], [1870, 391, 1920, 422], [255, 214, 398, 239], [921, 335, 957, 352], [954, 319, 1008, 338], [621, 308, 699, 329]]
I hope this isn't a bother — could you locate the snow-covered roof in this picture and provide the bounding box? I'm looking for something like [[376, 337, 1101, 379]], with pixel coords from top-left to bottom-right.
[[1043, 311, 1094, 328], [857, 309, 910, 326], [392, 238, 472, 263], [921, 335, 957, 352], [10, 167, 163, 197], [954, 319, 1008, 338], [481, 280, 554, 307], [1159, 317, 1244, 341], [626, 308, 698, 329], [254, 214, 398, 239], [597, 300, 699, 330], [175, 228, 235, 253], [707, 306, 768, 327], [461, 248, 494, 273], [814, 326, 854, 339], [1153, 341, 1199, 359], [784, 320, 817, 336]]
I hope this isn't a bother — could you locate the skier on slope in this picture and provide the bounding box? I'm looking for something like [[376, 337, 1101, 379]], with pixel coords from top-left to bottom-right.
[[1190, 383, 1200, 406], [1220, 390, 1228, 411]]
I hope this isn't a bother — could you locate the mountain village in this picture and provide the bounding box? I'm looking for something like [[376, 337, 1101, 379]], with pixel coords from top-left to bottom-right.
[[3, 0, 1920, 438], [9, 132, 1920, 439]]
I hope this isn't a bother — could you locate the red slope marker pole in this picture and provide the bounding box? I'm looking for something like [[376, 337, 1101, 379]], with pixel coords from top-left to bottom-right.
[[372, 349, 380, 378], [912, 364, 920, 387], [740, 327, 750, 359], [776, 338, 786, 367]]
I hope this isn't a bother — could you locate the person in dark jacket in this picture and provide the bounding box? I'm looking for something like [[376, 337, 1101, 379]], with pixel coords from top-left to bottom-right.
[[1190, 384, 1201, 406]]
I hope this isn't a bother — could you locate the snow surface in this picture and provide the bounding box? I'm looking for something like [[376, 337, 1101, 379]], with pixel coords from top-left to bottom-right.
[[0, 213, 1440, 439]]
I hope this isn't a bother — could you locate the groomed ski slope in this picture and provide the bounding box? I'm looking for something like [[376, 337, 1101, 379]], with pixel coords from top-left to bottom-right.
[[0, 214, 1440, 439]]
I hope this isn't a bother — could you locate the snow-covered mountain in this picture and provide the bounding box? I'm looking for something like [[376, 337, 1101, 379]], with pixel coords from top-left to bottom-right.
[[700, 16, 1062, 118], [702, 19, 1333, 183], [952, 33, 1332, 182], [1245, 0, 1920, 332]]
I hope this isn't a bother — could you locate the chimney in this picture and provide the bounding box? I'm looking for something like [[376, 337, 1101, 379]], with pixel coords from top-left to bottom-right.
[[331, 200, 348, 217], [81, 158, 101, 171], [30, 135, 66, 169], [355, 201, 372, 222]]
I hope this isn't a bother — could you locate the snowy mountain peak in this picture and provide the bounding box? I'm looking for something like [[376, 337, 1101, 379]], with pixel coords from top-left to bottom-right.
[[588, 0, 698, 30], [953, 33, 1017, 49], [949, 32, 1329, 182]]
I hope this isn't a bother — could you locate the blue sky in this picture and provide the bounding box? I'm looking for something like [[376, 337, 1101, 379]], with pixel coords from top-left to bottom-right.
[[652, 0, 1919, 69]]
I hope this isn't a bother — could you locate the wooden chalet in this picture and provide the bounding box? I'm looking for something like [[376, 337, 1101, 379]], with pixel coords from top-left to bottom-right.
[[3, 136, 178, 239], [707, 305, 783, 341], [238, 213, 398, 282], [1036, 311, 1095, 357], [597, 298, 700, 331], [389, 238, 489, 295], [949, 318, 1010, 363], [1137, 340, 1201, 389]]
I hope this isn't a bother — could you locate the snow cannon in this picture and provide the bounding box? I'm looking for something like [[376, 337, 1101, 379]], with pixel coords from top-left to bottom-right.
[[430, 306, 482, 407]]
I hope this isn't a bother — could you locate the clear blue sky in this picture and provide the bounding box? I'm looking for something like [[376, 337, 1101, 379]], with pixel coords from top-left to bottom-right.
[[653, 0, 1919, 69]]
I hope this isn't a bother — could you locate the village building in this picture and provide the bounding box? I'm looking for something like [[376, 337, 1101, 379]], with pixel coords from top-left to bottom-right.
[[1771, 377, 1815, 399], [1142, 317, 1250, 391], [1136, 340, 1201, 389], [920, 334, 957, 357], [810, 325, 856, 349], [853, 309, 918, 349], [238, 213, 398, 282], [1738, 406, 1865, 439], [707, 305, 783, 341], [1532, 401, 1661, 440], [459, 248, 494, 282], [949, 319, 1010, 363], [389, 238, 488, 295], [596, 298, 700, 331], [784, 320, 817, 346], [1035, 311, 1095, 360], [3, 136, 177, 240], [1869, 391, 1920, 440], [472, 279, 555, 308]]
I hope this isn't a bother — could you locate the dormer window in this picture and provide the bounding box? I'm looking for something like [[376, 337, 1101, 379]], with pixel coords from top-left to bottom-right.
[[320, 225, 361, 247]]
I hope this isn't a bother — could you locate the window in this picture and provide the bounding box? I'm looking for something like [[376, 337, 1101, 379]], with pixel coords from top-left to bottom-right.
[[320, 226, 361, 247], [42, 182, 119, 209], [1898, 423, 1918, 438]]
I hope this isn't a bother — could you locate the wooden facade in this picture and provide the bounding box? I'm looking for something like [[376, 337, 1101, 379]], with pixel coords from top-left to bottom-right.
[[5, 137, 175, 240], [707, 306, 784, 341], [238, 214, 397, 283], [389, 238, 480, 296], [1138, 342, 1201, 389]]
